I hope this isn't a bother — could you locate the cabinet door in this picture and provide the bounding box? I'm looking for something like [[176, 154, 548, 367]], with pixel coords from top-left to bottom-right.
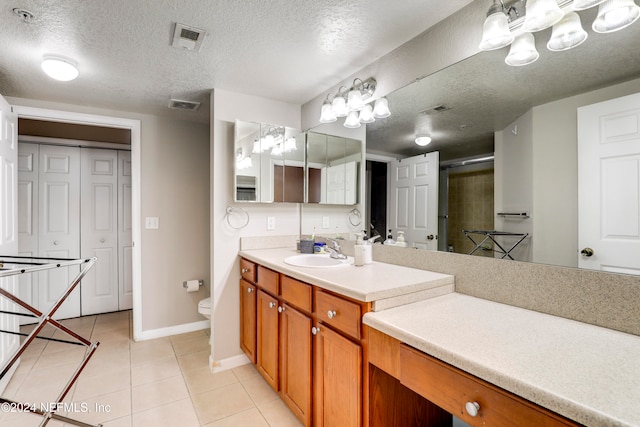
[[257, 289, 279, 391], [314, 325, 362, 427], [280, 304, 312, 427], [240, 279, 257, 363]]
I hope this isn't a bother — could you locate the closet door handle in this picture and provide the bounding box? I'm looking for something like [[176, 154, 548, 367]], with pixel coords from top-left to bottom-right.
[[100, 238, 106, 243], [53, 240, 60, 245]]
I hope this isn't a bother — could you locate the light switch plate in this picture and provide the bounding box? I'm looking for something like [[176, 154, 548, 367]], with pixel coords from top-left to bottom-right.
[[267, 216, 275, 230], [145, 217, 159, 229], [322, 216, 330, 229]]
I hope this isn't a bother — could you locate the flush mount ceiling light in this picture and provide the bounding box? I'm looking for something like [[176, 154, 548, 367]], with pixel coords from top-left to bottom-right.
[[415, 135, 432, 146], [479, 0, 640, 66], [318, 77, 392, 127], [41, 56, 79, 81]]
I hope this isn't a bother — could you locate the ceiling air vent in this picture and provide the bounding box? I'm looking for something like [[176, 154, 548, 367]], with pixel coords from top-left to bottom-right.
[[419, 104, 451, 114], [168, 99, 201, 111], [172, 23, 207, 51]]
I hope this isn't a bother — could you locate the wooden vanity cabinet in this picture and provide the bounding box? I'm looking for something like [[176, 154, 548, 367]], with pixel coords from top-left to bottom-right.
[[367, 327, 581, 427], [239, 279, 257, 363], [257, 289, 280, 391]]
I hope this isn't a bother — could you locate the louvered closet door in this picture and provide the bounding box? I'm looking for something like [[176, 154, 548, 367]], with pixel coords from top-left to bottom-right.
[[38, 144, 81, 320], [80, 148, 119, 315]]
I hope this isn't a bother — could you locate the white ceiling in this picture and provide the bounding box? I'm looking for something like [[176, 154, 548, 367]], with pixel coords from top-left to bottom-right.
[[0, 0, 475, 123]]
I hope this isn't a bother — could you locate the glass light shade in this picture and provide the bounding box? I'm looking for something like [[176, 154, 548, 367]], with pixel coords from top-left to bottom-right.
[[319, 101, 337, 123], [505, 32, 540, 66], [41, 57, 79, 81], [343, 111, 361, 128], [263, 134, 275, 150], [358, 104, 375, 123], [522, 0, 565, 32], [373, 97, 391, 118], [547, 12, 588, 51], [332, 95, 348, 117], [415, 136, 432, 146], [284, 137, 297, 152], [347, 88, 364, 111], [592, 0, 640, 33], [572, 0, 606, 10], [252, 139, 261, 153], [478, 11, 514, 51]]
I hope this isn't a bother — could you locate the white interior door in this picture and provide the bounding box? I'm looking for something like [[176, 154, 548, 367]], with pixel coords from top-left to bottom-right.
[[17, 143, 39, 324], [578, 92, 640, 275], [0, 93, 20, 392], [118, 151, 133, 310], [38, 145, 81, 319], [81, 148, 119, 315], [388, 152, 439, 249]]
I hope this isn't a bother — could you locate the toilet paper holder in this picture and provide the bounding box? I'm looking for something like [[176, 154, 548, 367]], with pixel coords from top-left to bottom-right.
[[183, 279, 204, 288]]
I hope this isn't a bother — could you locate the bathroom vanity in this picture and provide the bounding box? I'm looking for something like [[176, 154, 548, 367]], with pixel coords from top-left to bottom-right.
[[238, 247, 640, 427]]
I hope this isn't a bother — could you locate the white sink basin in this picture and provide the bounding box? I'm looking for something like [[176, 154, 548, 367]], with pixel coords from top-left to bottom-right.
[[284, 254, 352, 268]]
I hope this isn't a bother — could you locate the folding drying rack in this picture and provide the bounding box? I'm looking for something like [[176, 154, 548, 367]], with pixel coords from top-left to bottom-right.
[[463, 230, 529, 260], [0, 255, 102, 427]]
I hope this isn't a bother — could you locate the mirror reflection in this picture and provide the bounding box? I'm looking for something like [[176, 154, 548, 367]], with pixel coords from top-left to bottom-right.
[[234, 120, 304, 203], [315, 12, 640, 272]]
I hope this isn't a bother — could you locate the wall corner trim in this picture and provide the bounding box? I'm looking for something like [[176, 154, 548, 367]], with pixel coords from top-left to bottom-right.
[[209, 353, 251, 374], [138, 320, 210, 342]]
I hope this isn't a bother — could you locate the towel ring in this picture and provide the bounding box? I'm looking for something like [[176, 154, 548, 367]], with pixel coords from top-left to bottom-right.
[[348, 208, 362, 227], [226, 206, 250, 230]]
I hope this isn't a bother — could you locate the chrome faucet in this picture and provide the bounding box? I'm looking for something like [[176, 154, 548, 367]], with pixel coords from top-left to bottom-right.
[[325, 238, 347, 260]]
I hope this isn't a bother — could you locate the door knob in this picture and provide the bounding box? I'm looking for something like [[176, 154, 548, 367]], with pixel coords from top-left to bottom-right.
[[581, 247, 594, 257], [427, 234, 435, 241], [100, 238, 106, 243]]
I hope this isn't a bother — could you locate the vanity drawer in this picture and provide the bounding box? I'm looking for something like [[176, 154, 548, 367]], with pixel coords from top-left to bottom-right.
[[257, 265, 279, 296], [280, 275, 312, 313], [399, 344, 579, 427], [315, 290, 361, 340], [240, 258, 257, 283]]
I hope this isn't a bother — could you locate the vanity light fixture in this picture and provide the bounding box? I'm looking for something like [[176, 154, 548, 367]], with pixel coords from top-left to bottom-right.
[[415, 135, 432, 146], [41, 56, 79, 81], [479, 0, 640, 66], [251, 127, 296, 155], [318, 77, 392, 127]]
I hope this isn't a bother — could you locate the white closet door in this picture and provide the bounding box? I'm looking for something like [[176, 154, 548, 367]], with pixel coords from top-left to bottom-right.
[[118, 151, 133, 310], [80, 148, 119, 315], [38, 145, 80, 320], [17, 143, 39, 324], [0, 93, 19, 391]]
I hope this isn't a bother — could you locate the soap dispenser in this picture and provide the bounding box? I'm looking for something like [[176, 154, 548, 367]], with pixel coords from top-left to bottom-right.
[[383, 229, 395, 245], [395, 231, 407, 247], [354, 232, 365, 267], [362, 234, 373, 264]]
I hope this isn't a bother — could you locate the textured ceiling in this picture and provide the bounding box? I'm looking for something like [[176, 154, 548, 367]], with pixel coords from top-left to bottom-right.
[[0, 0, 474, 124]]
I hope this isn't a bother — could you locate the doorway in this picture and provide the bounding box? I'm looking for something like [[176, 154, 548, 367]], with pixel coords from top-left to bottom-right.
[[12, 105, 142, 340]]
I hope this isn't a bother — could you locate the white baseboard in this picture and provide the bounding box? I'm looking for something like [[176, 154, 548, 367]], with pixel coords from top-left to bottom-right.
[[138, 320, 210, 341], [209, 353, 251, 373]]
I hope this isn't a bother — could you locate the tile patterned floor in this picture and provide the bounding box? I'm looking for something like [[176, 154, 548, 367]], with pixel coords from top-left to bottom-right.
[[0, 311, 303, 427]]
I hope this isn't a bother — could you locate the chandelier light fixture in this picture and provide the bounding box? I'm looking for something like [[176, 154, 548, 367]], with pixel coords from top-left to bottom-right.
[[478, 0, 640, 66], [319, 77, 391, 128]]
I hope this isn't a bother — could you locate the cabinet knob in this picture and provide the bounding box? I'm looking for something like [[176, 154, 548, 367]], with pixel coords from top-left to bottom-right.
[[247, 287, 254, 293], [465, 401, 480, 417], [268, 302, 277, 309], [241, 268, 249, 274], [327, 310, 337, 319], [278, 306, 285, 313], [311, 326, 320, 335]]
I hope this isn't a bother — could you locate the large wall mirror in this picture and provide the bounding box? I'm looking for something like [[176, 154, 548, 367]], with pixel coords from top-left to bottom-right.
[[234, 120, 304, 203], [314, 9, 640, 274]]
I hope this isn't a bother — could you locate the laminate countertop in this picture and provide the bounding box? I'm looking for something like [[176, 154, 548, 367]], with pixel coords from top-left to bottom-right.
[[363, 293, 640, 427], [238, 248, 454, 310]]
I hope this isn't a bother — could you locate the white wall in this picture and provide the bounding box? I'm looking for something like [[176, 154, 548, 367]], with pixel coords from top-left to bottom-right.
[[210, 89, 300, 364], [7, 96, 211, 334], [494, 110, 533, 262]]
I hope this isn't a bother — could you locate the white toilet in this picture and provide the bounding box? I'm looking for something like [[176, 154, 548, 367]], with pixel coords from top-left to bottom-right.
[[198, 297, 211, 319]]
